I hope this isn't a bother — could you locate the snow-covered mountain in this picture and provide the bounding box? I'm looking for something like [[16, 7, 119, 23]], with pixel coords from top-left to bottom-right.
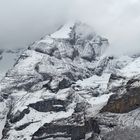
[[0, 21, 140, 140]]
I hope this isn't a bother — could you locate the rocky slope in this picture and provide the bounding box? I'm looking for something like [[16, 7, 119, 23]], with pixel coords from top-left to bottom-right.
[[0, 22, 140, 140]]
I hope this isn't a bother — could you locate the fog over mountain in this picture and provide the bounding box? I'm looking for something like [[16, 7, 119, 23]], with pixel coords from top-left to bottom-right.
[[0, 0, 140, 55], [1, 1, 140, 140], [71, 0, 140, 56]]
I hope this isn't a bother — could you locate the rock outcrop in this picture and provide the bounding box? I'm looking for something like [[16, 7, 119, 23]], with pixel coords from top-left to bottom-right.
[[102, 75, 140, 113]]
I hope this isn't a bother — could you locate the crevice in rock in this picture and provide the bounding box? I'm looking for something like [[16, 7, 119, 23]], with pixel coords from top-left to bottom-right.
[[28, 99, 67, 112]]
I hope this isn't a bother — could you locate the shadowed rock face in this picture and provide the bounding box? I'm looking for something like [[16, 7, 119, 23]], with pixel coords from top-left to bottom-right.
[[102, 127, 140, 140], [94, 107, 140, 140], [101, 77, 140, 113], [32, 114, 100, 140], [10, 108, 30, 124], [28, 99, 67, 112], [101, 91, 140, 113]]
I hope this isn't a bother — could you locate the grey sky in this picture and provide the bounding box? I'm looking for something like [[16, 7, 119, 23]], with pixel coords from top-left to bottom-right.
[[0, 0, 140, 55], [0, 0, 70, 49], [71, 0, 140, 55]]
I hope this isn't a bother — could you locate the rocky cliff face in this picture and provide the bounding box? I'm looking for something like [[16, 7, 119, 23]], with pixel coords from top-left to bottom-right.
[[0, 22, 140, 140]]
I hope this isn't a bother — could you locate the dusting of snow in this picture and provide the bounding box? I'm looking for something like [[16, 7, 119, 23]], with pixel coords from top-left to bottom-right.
[[0, 102, 7, 139], [121, 57, 140, 78], [51, 22, 74, 39], [89, 93, 113, 106], [0, 117, 6, 139], [86, 92, 114, 117], [85, 132, 92, 139], [39, 35, 54, 44], [131, 81, 140, 87], [76, 73, 111, 92], [15, 50, 44, 75], [8, 108, 74, 140], [75, 73, 113, 117], [11, 88, 71, 115]]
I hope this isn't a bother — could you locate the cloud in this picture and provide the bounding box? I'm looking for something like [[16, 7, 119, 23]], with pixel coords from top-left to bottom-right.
[[0, 0, 140, 56], [0, 0, 70, 49], [68, 0, 140, 55]]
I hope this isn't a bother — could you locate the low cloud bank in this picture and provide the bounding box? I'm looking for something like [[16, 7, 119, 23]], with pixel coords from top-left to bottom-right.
[[0, 0, 140, 55], [69, 0, 140, 55]]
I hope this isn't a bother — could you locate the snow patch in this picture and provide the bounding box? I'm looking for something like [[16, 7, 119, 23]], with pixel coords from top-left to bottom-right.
[[76, 73, 111, 92], [51, 22, 74, 39], [9, 108, 74, 140], [121, 57, 140, 77], [86, 92, 114, 117], [39, 36, 54, 44]]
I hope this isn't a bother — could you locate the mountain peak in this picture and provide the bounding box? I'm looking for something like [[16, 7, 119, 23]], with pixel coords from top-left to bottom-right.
[[1, 21, 140, 140], [50, 21, 96, 41], [51, 21, 75, 39]]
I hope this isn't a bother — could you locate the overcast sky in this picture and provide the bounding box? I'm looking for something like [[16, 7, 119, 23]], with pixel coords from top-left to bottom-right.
[[0, 0, 140, 55], [0, 0, 71, 49]]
